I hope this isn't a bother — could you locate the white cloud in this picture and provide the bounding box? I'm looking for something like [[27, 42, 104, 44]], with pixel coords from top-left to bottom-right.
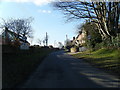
[[32, 0, 55, 6], [38, 9, 52, 13], [0, 0, 55, 6], [48, 10, 51, 13]]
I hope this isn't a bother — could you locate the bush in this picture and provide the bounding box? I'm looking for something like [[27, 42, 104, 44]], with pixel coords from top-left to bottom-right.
[[86, 34, 120, 50], [95, 35, 120, 50], [70, 45, 79, 52], [70, 47, 77, 52], [111, 35, 120, 48]]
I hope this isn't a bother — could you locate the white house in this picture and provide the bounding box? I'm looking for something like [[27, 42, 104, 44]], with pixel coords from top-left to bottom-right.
[[1, 27, 30, 49]]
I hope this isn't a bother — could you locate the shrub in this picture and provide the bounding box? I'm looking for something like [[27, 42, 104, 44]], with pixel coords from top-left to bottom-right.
[[70, 47, 77, 52]]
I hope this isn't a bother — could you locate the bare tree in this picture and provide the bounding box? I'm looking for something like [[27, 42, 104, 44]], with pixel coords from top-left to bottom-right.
[[1, 17, 34, 39], [37, 39, 42, 46], [53, 1, 120, 40], [58, 42, 63, 49]]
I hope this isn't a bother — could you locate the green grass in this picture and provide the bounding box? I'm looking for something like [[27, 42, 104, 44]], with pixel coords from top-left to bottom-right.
[[2, 46, 57, 88], [72, 48, 120, 77]]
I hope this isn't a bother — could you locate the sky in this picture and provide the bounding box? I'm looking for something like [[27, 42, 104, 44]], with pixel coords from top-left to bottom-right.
[[0, 0, 83, 47]]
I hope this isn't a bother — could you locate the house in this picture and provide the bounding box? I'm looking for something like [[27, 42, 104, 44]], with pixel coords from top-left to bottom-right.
[[1, 27, 30, 49], [70, 29, 87, 52], [72, 29, 87, 47]]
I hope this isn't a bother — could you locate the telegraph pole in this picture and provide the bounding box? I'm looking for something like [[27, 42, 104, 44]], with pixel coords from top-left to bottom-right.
[[45, 32, 48, 46], [54, 40, 56, 47], [66, 35, 68, 40]]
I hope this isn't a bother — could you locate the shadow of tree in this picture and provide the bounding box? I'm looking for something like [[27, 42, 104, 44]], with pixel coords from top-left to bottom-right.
[[60, 52, 120, 88]]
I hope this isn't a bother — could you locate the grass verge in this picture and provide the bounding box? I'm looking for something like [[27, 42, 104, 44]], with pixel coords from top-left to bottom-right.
[[72, 48, 120, 78], [2, 45, 57, 88]]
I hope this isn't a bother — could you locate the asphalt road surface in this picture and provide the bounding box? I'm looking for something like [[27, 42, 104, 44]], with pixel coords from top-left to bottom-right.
[[19, 51, 120, 88]]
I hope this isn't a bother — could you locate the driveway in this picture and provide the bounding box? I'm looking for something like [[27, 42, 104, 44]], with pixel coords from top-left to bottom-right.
[[18, 51, 120, 88]]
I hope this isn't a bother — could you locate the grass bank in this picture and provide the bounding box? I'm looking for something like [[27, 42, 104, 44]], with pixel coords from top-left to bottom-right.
[[2, 45, 58, 88], [72, 48, 120, 78]]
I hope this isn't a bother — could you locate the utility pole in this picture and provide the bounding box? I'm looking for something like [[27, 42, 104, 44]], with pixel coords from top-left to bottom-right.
[[66, 34, 68, 40], [54, 40, 56, 47], [45, 32, 48, 46]]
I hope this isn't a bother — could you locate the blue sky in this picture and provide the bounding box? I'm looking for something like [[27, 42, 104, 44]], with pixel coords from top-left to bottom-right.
[[0, 0, 83, 47]]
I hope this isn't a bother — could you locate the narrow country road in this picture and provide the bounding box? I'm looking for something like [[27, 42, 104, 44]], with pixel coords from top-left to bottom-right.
[[19, 51, 119, 88]]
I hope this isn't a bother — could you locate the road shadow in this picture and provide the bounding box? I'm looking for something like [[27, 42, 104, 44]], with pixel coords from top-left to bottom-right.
[[57, 51, 120, 88]]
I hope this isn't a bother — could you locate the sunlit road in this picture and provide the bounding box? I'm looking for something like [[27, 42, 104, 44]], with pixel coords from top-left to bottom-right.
[[19, 51, 119, 88]]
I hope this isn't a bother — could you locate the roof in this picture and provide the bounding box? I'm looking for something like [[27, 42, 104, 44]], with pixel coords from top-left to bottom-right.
[[2, 28, 29, 44]]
